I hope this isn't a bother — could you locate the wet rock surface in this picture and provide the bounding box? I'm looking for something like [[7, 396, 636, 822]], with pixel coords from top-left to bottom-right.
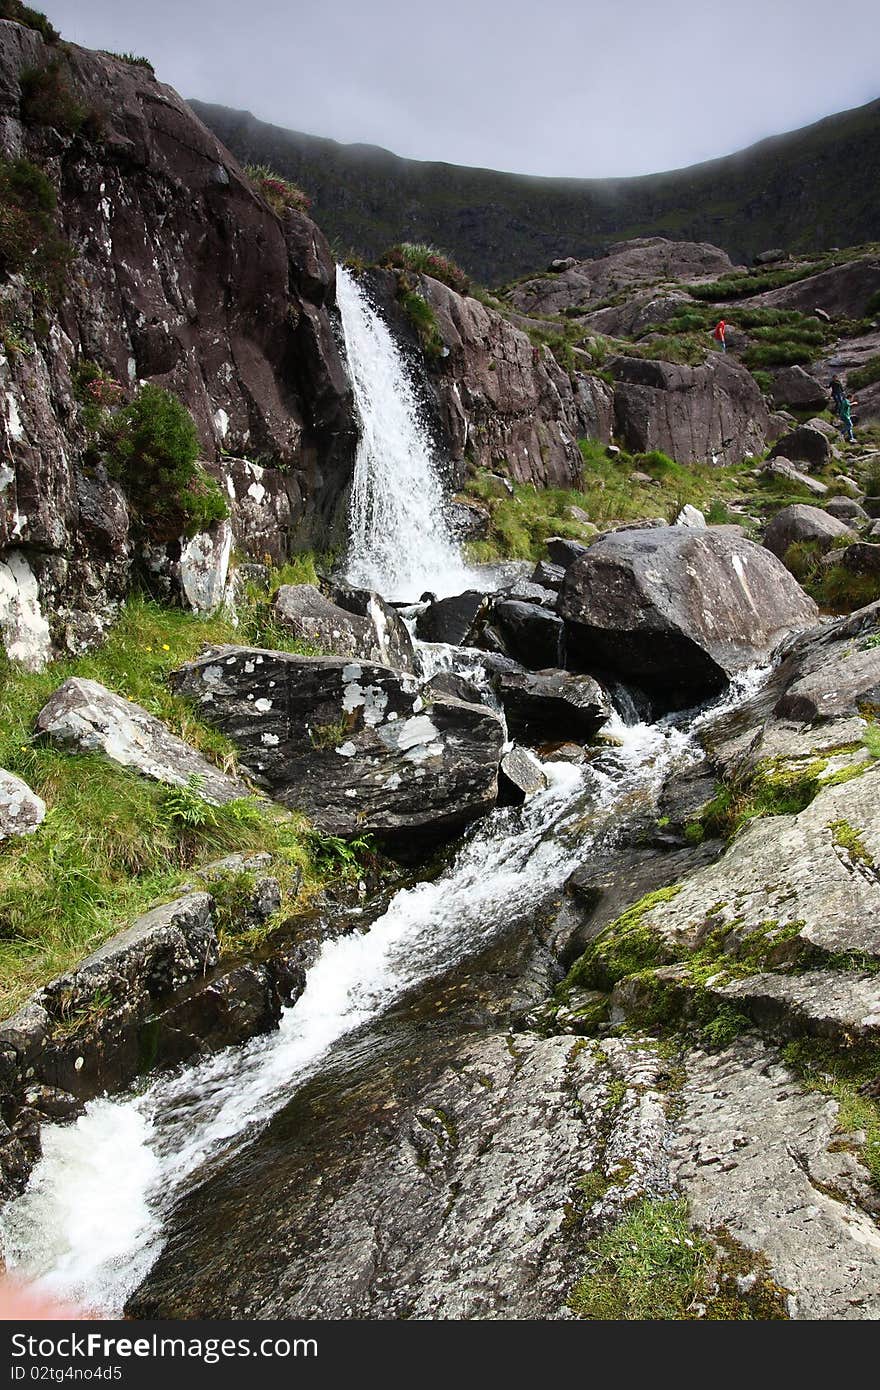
[[172, 646, 504, 844], [492, 667, 610, 741]]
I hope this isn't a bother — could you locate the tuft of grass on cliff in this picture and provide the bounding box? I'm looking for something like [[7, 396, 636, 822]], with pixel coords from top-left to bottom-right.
[[0, 588, 366, 1015]]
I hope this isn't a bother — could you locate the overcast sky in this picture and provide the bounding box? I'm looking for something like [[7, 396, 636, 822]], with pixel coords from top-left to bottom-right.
[[43, 0, 880, 178]]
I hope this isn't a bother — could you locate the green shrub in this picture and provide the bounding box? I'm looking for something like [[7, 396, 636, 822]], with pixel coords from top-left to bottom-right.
[[864, 290, 880, 319], [382, 242, 470, 295], [0, 155, 71, 297], [103, 51, 154, 72], [782, 539, 824, 583], [243, 163, 310, 215], [20, 59, 87, 134], [101, 383, 229, 539], [0, 0, 58, 41], [399, 288, 443, 356]]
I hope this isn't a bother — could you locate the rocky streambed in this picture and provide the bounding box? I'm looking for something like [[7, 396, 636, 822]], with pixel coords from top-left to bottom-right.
[[3, 523, 880, 1319]]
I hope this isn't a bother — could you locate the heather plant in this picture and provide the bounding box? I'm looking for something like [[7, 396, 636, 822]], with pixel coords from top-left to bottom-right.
[[243, 163, 310, 215], [382, 243, 471, 295]]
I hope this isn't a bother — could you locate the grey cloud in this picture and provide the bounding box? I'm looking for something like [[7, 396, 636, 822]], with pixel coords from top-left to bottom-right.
[[41, 0, 880, 176]]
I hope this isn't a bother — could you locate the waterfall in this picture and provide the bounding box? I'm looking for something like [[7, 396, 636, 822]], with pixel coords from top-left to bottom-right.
[[335, 266, 477, 601]]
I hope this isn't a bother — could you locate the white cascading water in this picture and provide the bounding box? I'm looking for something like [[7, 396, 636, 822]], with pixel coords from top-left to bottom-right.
[[335, 265, 478, 600], [0, 674, 760, 1317]]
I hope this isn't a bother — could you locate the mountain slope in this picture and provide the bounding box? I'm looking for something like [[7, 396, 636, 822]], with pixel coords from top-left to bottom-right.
[[192, 96, 880, 285]]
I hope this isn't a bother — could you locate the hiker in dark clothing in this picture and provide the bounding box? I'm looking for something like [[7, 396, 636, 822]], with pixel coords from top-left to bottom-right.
[[829, 375, 856, 443]]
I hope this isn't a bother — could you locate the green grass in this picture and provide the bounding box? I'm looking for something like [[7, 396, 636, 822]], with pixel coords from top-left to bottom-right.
[[568, 1199, 788, 1319], [0, 591, 347, 1013], [399, 288, 444, 356], [463, 442, 758, 562], [569, 1200, 709, 1319]]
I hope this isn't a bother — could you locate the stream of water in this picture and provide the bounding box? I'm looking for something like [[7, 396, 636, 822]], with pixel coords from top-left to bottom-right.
[[0, 275, 769, 1317]]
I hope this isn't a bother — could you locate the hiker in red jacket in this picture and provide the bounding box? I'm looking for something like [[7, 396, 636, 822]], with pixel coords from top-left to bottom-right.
[[712, 319, 727, 352]]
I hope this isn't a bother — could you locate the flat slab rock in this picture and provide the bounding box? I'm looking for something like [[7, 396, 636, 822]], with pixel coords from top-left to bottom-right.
[[669, 1041, 880, 1319], [35, 677, 250, 805], [558, 526, 818, 701], [0, 769, 45, 842], [171, 647, 504, 842], [629, 763, 880, 959], [716, 969, 880, 1043], [130, 1032, 674, 1320]]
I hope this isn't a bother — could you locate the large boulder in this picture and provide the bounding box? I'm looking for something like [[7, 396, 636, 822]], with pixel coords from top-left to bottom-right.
[[0, 769, 45, 842], [509, 238, 736, 318], [0, 31, 357, 665], [273, 584, 415, 672], [416, 591, 489, 646], [771, 366, 827, 411], [768, 426, 832, 470], [490, 600, 565, 669], [171, 648, 504, 845], [558, 527, 818, 703], [491, 668, 610, 742], [825, 496, 869, 523], [35, 677, 251, 804], [763, 504, 855, 559], [609, 356, 769, 465]]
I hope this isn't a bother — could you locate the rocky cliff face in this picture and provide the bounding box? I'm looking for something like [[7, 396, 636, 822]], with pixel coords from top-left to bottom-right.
[[0, 21, 355, 665], [368, 269, 612, 488]]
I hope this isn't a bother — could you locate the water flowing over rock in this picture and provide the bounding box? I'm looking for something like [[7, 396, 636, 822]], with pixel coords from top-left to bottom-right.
[[171, 647, 504, 845], [558, 527, 818, 703], [389, 272, 613, 487], [35, 677, 251, 804], [335, 268, 473, 600]]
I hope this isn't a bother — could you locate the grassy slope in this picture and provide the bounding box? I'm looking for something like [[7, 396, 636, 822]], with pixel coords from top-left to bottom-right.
[[0, 569, 371, 1014]]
